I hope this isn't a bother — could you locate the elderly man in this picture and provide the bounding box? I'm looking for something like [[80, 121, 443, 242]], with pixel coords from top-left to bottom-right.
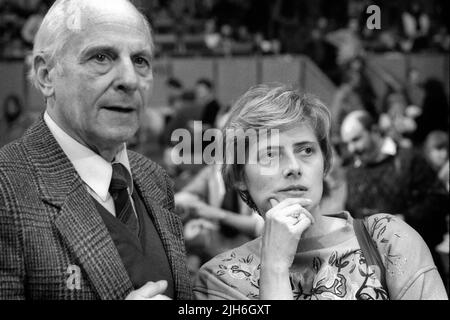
[[0, 0, 191, 300], [340, 110, 448, 278]]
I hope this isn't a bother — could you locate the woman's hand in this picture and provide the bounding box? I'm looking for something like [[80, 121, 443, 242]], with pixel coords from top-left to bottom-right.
[[262, 198, 314, 270], [259, 197, 315, 299]]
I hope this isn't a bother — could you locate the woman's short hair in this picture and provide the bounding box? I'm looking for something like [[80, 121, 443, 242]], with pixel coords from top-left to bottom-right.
[[221, 83, 333, 212]]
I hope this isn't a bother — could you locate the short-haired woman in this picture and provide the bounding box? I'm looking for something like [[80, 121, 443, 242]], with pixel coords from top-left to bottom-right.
[[193, 84, 448, 300]]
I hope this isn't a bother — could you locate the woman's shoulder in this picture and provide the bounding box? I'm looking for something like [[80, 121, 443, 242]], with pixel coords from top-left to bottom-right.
[[363, 213, 442, 299], [363, 213, 427, 253], [364, 213, 421, 241], [193, 238, 262, 300]]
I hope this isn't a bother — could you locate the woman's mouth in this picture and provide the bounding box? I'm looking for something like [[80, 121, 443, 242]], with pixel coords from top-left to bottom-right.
[[277, 185, 308, 197]]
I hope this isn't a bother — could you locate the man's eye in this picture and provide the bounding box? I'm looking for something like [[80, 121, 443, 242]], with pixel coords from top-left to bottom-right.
[[134, 56, 149, 67], [93, 53, 109, 63]]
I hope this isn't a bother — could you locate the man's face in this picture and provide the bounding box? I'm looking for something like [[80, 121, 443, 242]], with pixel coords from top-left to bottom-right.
[[429, 147, 448, 170], [195, 84, 211, 104], [341, 121, 375, 163], [49, 7, 153, 154]]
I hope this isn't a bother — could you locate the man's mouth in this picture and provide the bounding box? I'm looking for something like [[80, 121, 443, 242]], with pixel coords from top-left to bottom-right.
[[102, 106, 136, 113]]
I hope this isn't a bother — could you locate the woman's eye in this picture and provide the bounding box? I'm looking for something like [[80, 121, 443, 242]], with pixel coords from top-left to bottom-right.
[[266, 151, 279, 159], [258, 150, 277, 163], [302, 147, 314, 155]]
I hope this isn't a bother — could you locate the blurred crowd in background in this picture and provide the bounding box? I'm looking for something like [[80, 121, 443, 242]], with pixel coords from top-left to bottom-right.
[[0, 0, 449, 292], [1, 0, 449, 60]]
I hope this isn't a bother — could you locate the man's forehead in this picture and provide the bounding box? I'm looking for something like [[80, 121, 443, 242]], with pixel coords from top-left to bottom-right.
[[64, 16, 152, 56], [64, 0, 149, 35], [62, 30, 152, 60]]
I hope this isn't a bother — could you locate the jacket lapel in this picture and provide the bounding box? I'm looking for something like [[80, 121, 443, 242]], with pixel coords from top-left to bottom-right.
[[23, 117, 133, 299]]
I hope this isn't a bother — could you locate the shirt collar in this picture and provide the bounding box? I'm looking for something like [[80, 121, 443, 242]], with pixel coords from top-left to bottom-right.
[[43, 111, 132, 201], [380, 136, 397, 156]]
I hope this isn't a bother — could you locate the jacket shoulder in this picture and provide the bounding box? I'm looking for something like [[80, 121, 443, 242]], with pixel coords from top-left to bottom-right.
[[0, 138, 35, 187]]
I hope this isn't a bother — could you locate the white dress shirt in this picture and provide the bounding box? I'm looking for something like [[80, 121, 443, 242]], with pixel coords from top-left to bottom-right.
[[44, 111, 133, 216]]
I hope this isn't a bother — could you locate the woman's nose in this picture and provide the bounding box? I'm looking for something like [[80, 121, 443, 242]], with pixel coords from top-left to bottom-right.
[[282, 154, 302, 178]]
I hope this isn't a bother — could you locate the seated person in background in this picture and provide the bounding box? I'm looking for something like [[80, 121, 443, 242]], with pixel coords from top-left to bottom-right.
[[423, 130, 449, 191], [378, 90, 419, 149], [194, 84, 447, 300], [195, 78, 221, 130], [175, 164, 264, 267], [340, 110, 448, 280], [0, 95, 33, 148]]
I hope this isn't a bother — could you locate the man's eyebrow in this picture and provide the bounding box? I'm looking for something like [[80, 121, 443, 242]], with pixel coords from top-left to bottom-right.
[[79, 45, 153, 59], [133, 48, 153, 60], [79, 45, 117, 58]]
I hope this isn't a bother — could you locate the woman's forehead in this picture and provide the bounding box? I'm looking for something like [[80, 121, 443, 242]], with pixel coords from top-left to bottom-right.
[[255, 123, 318, 149]]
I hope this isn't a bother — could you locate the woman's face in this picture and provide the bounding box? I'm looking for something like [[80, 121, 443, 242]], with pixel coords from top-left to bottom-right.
[[241, 124, 325, 216]]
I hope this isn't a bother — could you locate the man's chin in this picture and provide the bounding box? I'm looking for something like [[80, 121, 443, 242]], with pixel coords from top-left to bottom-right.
[[90, 128, 138, 149]]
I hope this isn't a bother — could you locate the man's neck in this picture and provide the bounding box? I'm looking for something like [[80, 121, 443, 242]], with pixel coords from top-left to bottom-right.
[[45, 108, 124, 163], [96, 146, 123, 163]]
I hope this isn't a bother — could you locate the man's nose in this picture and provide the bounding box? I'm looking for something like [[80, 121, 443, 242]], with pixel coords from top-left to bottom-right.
[[115, 58, 139, 93], [282, 153, 302, 178]]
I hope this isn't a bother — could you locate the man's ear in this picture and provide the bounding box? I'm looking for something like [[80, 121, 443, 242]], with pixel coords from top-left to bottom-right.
[[34, 55, 55, 98]]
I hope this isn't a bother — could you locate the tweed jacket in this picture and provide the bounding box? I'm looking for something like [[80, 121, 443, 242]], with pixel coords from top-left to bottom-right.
[[0, 117, 192, 300]]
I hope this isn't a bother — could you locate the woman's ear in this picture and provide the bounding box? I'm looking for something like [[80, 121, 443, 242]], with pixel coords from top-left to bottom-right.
[[34, 55, 55, 99]]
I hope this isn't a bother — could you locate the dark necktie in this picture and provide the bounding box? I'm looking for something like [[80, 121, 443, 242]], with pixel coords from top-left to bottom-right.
[[109, 163, 139, 234]]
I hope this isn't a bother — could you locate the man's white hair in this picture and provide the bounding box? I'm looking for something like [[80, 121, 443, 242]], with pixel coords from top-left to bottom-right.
[[29, 0, 153, 88]]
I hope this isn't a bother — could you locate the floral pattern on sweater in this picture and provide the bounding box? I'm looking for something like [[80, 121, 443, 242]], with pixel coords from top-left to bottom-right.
[[194, 212, 447, 300]]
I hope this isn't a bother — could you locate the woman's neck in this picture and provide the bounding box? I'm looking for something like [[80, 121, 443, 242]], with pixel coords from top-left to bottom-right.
[[300, 208, 346, 239]]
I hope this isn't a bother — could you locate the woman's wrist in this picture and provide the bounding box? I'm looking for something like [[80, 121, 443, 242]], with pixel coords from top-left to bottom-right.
[[260, 258, 290, 276], [260, 260, 292, 300]]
